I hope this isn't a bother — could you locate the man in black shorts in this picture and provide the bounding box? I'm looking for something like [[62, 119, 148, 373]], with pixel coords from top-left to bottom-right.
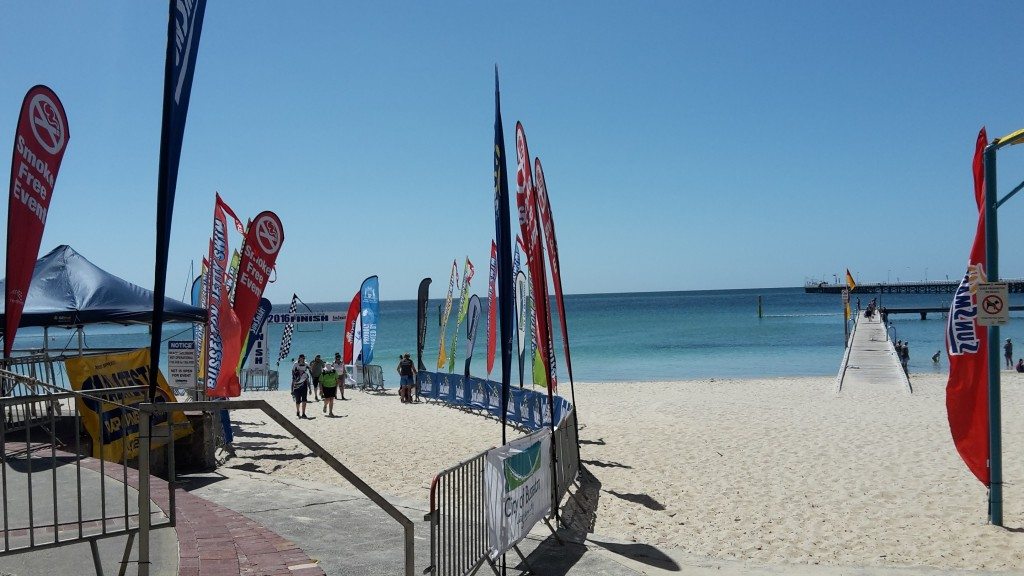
[[292, 354, 311, 418], [309, 354, 325, 401]]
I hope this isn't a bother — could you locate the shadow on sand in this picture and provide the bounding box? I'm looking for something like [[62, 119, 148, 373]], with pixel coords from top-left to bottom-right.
[[516, 465, 681, 574], [604, 490, 665, 511]]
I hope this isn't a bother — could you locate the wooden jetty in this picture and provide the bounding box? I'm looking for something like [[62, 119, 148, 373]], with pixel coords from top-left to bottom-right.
[[806, 279, 1024, 294], [835, 311, 911, 393]]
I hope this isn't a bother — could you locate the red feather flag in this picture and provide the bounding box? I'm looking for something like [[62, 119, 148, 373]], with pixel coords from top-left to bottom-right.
[[945, 127, 990, 486]]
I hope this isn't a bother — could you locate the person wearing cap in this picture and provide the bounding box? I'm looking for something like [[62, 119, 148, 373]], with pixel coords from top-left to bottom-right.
[[309, 354, 326, 401], [331, 352, 348, 401], [1004, 338, 1013, 369], [291, 354, 311, 418], [319, 360, 340, 416], [397, 353, 416, 403]]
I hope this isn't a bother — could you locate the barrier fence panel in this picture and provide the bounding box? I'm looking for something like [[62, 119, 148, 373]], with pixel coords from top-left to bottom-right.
[[425, 400, 580, 575], [0, 375, 174, 574], [242, 368, 278, 392], [425, 450, 493, 576], [553, 408, 579, 503]]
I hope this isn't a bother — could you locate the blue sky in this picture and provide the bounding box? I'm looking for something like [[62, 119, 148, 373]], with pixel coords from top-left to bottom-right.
[[3, 1, 1024, 302]]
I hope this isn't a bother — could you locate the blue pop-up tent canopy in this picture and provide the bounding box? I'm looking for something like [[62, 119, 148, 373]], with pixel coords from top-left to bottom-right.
[[0, 245, 206, 328]]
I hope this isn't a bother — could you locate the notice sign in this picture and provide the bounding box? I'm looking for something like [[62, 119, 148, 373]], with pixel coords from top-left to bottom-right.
[[977, 282, 1010, 326], [168, 341, 197, 390]]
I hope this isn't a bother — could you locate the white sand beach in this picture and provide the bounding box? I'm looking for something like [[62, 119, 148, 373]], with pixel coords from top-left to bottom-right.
[[224, 373, 1024, 572]]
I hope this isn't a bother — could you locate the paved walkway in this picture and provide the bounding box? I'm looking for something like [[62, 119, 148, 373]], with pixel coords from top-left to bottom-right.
[[0, 447, 323, 576], [836, 311, 912, 393]]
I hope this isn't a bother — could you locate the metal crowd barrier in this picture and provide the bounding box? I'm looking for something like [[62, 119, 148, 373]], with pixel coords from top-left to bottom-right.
[[360, 364, 385, 391], [0, 349, 136, 433], [425, 450, 491, 576], [553, 408, 579, 504], [0, 375, 175, 576], [241, 367, 278, 391], [424, 406, 579, 575]]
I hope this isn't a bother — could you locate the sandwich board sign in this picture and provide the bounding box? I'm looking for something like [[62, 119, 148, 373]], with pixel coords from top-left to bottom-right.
[[977, 282, 1009, 326]]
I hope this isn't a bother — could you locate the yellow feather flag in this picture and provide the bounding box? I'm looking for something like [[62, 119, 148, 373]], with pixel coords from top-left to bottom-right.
[[845, 301, 851, 320], [845, 269, 857, 292]]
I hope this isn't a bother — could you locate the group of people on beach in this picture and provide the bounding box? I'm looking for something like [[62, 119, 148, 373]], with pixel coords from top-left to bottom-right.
[[288, 351, 422, 417], [895, 340, 910, 374], [290, 353, 348, 418]]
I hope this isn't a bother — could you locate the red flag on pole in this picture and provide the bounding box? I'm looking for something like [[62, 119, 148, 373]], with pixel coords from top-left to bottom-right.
[[5, 86, 70, 357], [343, 290, 361, 364], [514, 123, 556, 393], [486, 240, 498, 376], [233, 211, 284, 338], [205, 194, 243, 398], [534, 158, 575, 388], [945, 127, 990, 486]]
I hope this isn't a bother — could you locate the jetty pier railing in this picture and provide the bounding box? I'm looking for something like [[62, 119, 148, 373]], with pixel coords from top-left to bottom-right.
[[0, 376, 175, 576], [805, 279, 1024, 294], [136, 399, 416, 576], [424, 406, 579, 576]]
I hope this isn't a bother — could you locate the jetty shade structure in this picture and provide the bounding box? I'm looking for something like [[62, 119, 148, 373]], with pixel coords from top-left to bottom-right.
[[0, 244, 206, 329]]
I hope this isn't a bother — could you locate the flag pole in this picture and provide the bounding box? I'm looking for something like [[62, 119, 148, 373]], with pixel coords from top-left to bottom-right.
[[983, 142, 1003, 526]]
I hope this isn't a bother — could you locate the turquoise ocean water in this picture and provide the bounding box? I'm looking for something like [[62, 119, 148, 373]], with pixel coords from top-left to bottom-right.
[[14, 287, 1024, 383]]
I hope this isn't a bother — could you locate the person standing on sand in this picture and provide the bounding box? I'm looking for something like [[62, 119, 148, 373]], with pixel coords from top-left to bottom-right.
[[309, 354, 325, 401], [319, 362, 339, 416], [900, 341, 910, 374], [331, 352, 347, 400], [292, 354, 311, 418], [396, 355, 407, 402], [398, 353, 416, 403], [1004, 338, 1013, 369]]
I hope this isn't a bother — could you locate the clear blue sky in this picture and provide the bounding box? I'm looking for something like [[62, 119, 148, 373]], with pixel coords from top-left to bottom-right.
[[3, 1, 1024, 302]]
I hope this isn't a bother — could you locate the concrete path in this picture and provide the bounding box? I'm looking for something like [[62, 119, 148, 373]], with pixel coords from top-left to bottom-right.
[[836, 311, 912, 393], [0, 448, 325, 576]]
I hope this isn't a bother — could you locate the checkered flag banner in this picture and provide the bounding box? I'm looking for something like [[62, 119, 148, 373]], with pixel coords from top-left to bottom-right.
[[277, 294, 299, 365]]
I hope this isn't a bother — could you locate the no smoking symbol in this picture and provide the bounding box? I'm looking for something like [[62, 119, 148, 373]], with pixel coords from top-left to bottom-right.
[[29, 94, 65, 155], [254, 215, 281, 255], [983, 295, 1004, 315]]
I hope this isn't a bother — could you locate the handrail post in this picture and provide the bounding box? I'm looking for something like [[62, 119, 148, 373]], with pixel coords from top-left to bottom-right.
[[984, 143, 1003, 526], [138, 408, 152, 576]]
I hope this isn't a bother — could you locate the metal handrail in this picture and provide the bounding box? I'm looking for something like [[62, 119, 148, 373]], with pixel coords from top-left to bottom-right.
[[136, 399, 416, 576]]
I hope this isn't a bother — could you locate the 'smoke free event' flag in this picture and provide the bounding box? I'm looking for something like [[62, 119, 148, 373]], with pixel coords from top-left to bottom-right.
[[514, 123, 556, 393], [6, 85, 70, 357], [234, 211, 284, 353]]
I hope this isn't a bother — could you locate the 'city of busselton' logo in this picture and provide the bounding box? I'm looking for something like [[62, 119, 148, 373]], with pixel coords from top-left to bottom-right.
[[503, 440, 542, 492]]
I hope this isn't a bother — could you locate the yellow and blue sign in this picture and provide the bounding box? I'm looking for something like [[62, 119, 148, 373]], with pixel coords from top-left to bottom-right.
[[66, 348, 192, 461]]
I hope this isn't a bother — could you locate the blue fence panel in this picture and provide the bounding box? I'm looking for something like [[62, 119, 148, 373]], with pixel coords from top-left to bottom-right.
[[418, 372, 437, 400], [418, 372, 574, 432]]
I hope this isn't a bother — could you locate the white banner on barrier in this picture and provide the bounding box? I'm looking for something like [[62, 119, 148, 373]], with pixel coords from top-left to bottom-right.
[[485, 430, 552, 559]]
